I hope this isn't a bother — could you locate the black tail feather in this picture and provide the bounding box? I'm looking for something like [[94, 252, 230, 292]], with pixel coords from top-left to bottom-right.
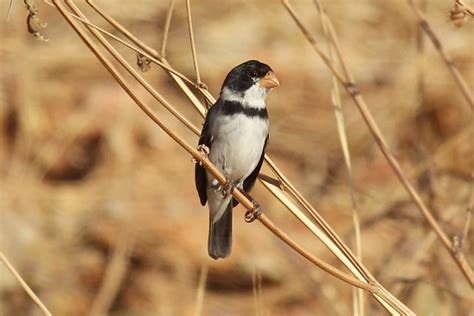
[[208, 203, 232, 259]]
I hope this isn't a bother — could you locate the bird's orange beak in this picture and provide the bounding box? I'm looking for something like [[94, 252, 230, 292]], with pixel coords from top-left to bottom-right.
[[259, 71, 280, 89]]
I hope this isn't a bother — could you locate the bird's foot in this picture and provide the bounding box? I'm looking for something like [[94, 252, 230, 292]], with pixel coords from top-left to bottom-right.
[[245, 200, 263, 223], [221, 178, 235, 197], [212, 177, 235, 198], [193, 144, 210, 165]]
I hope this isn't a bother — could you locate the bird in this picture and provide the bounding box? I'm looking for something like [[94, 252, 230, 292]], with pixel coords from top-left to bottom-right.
[[195, 60, 279, 259]]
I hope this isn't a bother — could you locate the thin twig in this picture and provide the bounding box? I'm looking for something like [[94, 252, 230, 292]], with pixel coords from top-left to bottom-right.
[[48, 2, 417, 313], [408, 124, 473, 181], [282, 0, 473, 287], [392, 205, 465, 297], [407, 0, 473, 110], [85, 0, 207, 115], [0, 252, 51, 316], [192, 264, 208, 316], [415, 0, 427, 110], [314, 1, 363, 314], [257, 269, 263, 315], [252, 267, 261, 316], [160, 0, 175, 58], [7, 0, 14, 20], [82, 0, 391, 298], [450, 0, 474, 28], [185, 0, 202, 84], [65, 1, 201, 137], [86, 0, 158, 56], [460, 177, 473, 249], [89, 236, 134, 316], [51, 0, 376, 294], [258, 215, 374, 291], [260, 181, 414, 314], [42, 0, 197, 88], [258, 173, 284, 189]]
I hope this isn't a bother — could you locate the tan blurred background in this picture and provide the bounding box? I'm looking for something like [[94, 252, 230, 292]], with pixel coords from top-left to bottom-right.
[[1, 0, 473, 315]]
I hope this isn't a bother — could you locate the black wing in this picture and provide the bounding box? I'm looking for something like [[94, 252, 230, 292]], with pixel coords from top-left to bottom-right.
[[233, 135, 268, 207], [195, 103, 219, 205]]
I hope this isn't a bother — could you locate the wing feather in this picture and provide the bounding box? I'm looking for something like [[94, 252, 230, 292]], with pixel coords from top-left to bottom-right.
[[195, 104, 219, 205], [232, 135, 268, 207]]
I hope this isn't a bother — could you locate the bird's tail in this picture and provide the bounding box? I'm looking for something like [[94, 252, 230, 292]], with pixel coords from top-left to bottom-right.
[[208, 200, 232, 259]]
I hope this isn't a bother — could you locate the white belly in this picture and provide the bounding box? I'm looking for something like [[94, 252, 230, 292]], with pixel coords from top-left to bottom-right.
[[209, 113, 268, 183]]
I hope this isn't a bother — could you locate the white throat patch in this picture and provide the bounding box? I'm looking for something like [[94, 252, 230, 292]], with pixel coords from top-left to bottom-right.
[[220, 85, 268, 109]]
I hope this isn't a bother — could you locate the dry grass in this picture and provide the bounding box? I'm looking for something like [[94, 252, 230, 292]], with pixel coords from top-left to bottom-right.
[[1, 0, 473, 315]]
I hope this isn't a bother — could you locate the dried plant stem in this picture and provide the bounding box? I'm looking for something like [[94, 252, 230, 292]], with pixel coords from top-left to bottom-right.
[[315, 1, 364, 314], [160, 0, 174, 58], [0, 252, 51, 316], [262, 158, 411, 314], [415, 0, 427, 109], [65, 1, 201, 136], [7, 0, 14, 20], [51, 0, 374, 294], [460, 180, 473, 249], [333, 44, 364, 316], [282, 0, 473, 287], [260, 182, 415, 314], [409, 124, 472, 181], [259, 215, 373, 291], [185, 0, 202, 84], [85, 0, 158, 56], [407, 0, 473, 110], [89, 236, 134, 316], [392, 205, 464, 297], [252, 268, 263, 316], [50, 1, 417, 313], [192, 264, 208, 316], [80, 3, 386, 300], [252, 268, 259, 316], [84, 0, 207, 115], [43, 1, 197, 88]]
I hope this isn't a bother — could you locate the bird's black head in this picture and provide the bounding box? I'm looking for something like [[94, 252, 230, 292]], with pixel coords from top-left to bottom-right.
[[221, 60, 279, 93]]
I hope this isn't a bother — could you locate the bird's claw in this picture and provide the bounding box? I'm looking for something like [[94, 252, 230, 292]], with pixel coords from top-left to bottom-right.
[[221, 178, 235, 197], [213, 177, 235, 198], [193, 144, 210, 165], [197, 144, 210, 156], [245, 201, 263, 223]]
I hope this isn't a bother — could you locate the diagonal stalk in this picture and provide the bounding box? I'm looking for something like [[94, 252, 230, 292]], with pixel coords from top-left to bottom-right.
[[407, 0, 473, 110], [53, 0, 375, 294], [282, 0, 473, 288], [50, 1, 415, 313]]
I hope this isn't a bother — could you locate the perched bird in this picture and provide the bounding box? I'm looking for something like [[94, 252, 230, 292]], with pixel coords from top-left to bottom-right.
[[195, 60, 279, 259]]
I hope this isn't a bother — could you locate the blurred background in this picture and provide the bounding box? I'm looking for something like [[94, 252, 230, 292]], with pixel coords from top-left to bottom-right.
[[1, 0, 473, 315]]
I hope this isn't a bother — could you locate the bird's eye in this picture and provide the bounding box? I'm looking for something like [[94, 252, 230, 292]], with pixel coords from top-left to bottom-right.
[[249, 70, 258, 78]]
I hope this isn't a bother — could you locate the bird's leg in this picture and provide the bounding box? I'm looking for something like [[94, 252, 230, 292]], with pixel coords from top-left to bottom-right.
[[195, 144, 210, 165], [241, 191, 263, 223], [245, 201, 263, 223], [193, 144, 210, 165], [211, 176, 235, 198], [221, 177, 235, 197]]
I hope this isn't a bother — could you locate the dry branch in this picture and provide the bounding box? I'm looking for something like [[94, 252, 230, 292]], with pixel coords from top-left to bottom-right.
[[407, 0, 474, 110], [185, 0, 202, 85], [47, 0, 417, 314], [314, 1, 364, 314], [282, 0, 473, 288], [192, 264, 208, 316], [52, 0, 372, 294], [160, 0, 174, 58], [89, 236, 134, 316], [85, 0, 381, 288], [0, 252, 51, 316]]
